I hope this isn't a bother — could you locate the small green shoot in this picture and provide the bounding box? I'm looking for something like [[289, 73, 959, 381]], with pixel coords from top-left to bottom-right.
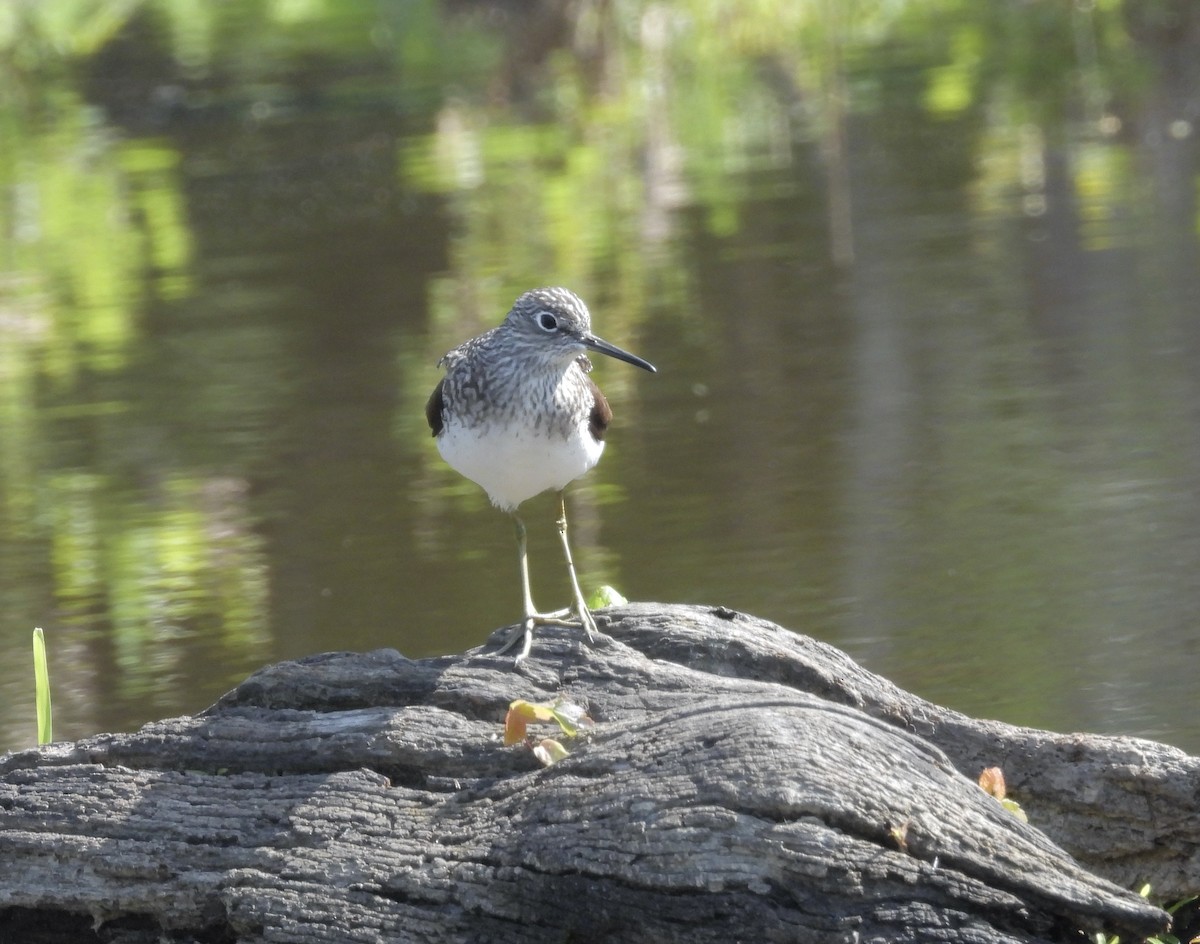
[[586, 585, 627, 609], [978, 766, 1027, 822], [503, 697, 593, 766], [32, 627, 53, 745]]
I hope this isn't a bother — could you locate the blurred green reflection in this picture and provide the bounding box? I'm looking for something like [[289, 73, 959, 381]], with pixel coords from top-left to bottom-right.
[[1, 0, 1198, 754]]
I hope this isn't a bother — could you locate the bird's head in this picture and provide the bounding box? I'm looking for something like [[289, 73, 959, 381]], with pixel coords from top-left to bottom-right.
[[503, 287, 656, 373]]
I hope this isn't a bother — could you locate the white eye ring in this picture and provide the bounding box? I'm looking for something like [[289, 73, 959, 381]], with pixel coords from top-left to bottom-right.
[[536, 312, 558, 332]]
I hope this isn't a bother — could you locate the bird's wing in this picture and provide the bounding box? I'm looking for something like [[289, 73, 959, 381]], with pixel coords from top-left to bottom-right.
[[587, 376, 612, 442], [425, 378, 446, 437]]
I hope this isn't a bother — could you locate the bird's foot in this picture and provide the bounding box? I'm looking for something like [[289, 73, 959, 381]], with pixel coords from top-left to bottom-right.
[[494, 605, 597, 663], [573, 599, 598, 643], [494, 608, 571, 662]]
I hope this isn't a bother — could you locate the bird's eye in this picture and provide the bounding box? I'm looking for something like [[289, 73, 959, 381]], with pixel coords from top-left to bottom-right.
[[537, 312, 558, 332]]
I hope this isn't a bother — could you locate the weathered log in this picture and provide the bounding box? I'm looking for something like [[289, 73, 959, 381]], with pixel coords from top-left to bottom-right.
[[0, 603, 1188, 943]]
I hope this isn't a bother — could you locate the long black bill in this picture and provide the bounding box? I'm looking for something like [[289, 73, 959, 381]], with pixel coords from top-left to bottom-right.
[[584, 334, 657, 373]]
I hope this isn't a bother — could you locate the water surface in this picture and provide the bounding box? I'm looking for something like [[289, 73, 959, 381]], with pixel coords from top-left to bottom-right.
[[2, 1, 1198, 753]]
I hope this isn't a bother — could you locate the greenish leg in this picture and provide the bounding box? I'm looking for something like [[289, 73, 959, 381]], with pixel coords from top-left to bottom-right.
[[556, 491, 597, 643], [495, 512, 573, 663]]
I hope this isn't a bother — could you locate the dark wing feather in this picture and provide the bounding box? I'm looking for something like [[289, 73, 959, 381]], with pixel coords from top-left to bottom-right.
[[587, 376, 612, 442], [426, 378, 446, 437]]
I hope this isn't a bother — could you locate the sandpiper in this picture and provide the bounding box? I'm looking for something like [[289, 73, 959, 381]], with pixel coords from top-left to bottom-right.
[[426, 287, 656, 662]]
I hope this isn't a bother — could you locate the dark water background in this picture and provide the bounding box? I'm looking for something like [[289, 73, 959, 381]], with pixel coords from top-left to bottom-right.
[[2, 1, 1199, 753]]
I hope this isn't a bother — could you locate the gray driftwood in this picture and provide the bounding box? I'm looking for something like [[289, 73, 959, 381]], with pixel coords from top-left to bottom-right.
[[1, 603, 1191, 943]]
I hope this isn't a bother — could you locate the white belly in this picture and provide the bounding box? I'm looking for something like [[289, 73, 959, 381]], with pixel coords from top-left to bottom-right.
[[437, 419, 604, 512]]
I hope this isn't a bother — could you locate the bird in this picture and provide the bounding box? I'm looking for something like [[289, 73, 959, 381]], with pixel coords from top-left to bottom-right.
[[426, 287, 656, 662]]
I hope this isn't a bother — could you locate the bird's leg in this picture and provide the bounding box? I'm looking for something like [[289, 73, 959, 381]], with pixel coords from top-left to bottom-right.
[[495, 511, 571, 662], [556, 490, 597, 642], [514, 512, 538, 621]]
